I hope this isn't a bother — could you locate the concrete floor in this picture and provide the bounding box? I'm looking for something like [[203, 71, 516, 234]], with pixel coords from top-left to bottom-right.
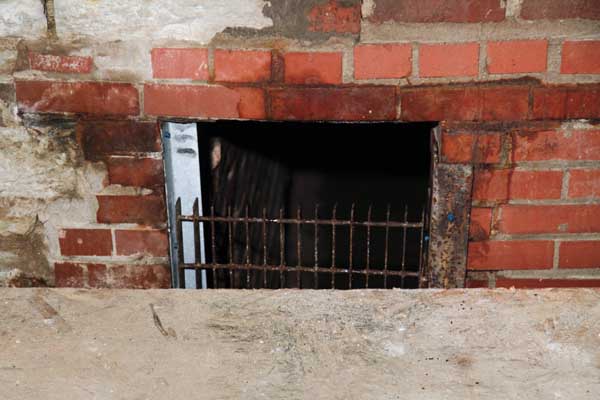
[[1, 288, 599, 399]]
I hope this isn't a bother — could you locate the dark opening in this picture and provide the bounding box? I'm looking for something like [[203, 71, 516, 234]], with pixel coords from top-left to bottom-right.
[[190, 121, 434, 289]]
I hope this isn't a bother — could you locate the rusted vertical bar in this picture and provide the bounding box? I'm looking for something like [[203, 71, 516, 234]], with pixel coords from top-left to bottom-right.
[[193, 198, 201, 289], [262, 207, 268, 288], [366, 205, 372, 289], [279, 207, 285, 288], [227, 206, 233, 288], [418, 207, 426, 288], [427, 135, 472, 288], [175, 198, 185, 288], [348, 203, 355, 289], [210, 204, 217, 289], [314, 204, 319, 289], [331, 204, 337, 289], [296, 206, 302, 289], [383, 204, 391, 289], [401, 205, 408, 288], [245, 205, 250, 289]]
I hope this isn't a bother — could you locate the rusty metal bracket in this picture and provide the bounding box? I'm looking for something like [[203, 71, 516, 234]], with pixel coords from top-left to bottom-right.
[[427, 127, 472, 288]]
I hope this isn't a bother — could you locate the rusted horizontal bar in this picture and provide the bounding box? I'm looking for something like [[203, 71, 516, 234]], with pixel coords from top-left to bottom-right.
[[177, 215, 423, 229], [178, 263, 420, 278]]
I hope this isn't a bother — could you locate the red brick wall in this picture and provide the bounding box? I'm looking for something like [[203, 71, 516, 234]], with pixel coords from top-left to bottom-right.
[[55, 119, 170, 289], [444, 122, 600, 288], [11, 7, 600, 289]]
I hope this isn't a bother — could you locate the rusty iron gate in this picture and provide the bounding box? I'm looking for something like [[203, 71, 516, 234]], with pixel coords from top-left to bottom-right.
[[174, 198, 429, 289]]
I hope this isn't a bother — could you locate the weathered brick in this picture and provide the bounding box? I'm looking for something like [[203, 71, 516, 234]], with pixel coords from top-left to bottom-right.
[[497, 205, 600, 234], [559, 241, 600, 268], [513, 130, 600, 161], [486, 40, 548, 74], [151, 48, 209, 80], [16, 80, 139, 116], [465, 279, 490, 288], [401, 85, 529, 121], [107, 156, 164, 188], [495, 278, 600, 288], [77, 120, 161, 161], [214, 50, 271, 83], [115, 229, 169, 257], [284, 52, 343, 84], [473, 169, 563, 201], [88, 264, 170, 289], [144, 84, 265, 119], [369, 0, 505, 23], [467, 241, 554, 270], [54, 262, 85, 287], [354, 44, 412, 80], [532, 85, 600, 120], [561, 41, 600, 74], [419, 43, 479, 78], [269, 87, 396, 121], [307, 0, 361, 33], [59, 229, 112, 256], [441, 132, 502, 163], [568, 169, 600, 198], [28, 52, 93, 74], [480, 86, 530, 121], [96, 195, 166, 226], [402, 87, 480, 121], [520, 0, 600, 20], [469, 207, 492, 241]]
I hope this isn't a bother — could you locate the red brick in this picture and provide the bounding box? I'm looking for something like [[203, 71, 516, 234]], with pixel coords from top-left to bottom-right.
[[495, 278, 600, 288], [144, 84, 265, 119], [369, 0, 505, 23], [28, 52, 93, 74], [532, 85, 600, 120], [467, 241, 554, 270], [96, 195, 166, 226], [115, 229, 169, 257], [480, 86, 530, 121], [214, 50, 271, 83], [269, 87, 396, 121], [401, 85, 530, 121], [561, 41, 600, 74], [88, 264, 170, 289], [465, 279, 490, 288], [473, 169, 563, 201], [54, 262, 85, 287], [151, 48, 209, 80], [354, 44, 412, 80], [59, 229, 112, 256], [284, 52, 343, 84], [521, 0, 600, 20], [402, 87, 480, 121], [307, 0, 361, 33], [559, 241, 600, 268], [497, 205, 600, 234], [568, 169, 600, 198], [77, 120, 160, 161], [487, 40, 548, 74], [441, 132, 502, 163], [419, 43, 479, 78], [16, 80, 139, 116], [514, 130, 600, 161], [107, 156, 164, 188], [469, 207, 492, 241], [236, 87, 267, 120]]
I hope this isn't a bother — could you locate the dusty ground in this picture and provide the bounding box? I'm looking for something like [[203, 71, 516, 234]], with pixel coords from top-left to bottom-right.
[[1, 288, 599, 399]]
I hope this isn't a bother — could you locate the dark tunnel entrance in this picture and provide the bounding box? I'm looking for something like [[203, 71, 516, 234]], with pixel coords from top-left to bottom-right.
[[173, 121, 435, 289]]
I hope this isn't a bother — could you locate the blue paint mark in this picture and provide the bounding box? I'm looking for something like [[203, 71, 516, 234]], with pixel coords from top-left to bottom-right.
[[447, 213, 455, 222]]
